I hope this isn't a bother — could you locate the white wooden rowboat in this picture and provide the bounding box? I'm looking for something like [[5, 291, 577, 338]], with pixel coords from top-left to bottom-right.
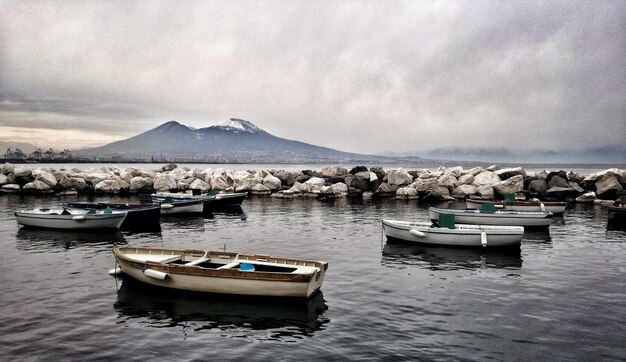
[[382, 219, 523, 247], [465, 199, 567, 214], [111, 246, 328, 299], [428, 207, 553, 228], [15, 208, 126, 230]]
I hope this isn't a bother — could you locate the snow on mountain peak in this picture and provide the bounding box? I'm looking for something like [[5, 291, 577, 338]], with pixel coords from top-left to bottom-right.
[[216, 118, 263, 134]]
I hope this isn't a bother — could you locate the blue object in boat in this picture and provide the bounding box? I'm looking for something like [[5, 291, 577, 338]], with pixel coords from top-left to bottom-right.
[[240, 263, 255, 271]]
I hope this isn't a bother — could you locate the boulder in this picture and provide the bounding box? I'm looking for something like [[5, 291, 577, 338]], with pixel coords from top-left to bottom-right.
[[238, 176, 263, 191], [375, 182, 399, 197], [130, 176, 153, 192], [437, 174, 457, 190], [271, 190, 297, 199], [32, 180, 53, 192], [396, 186, 418, 199], [32, 169, 58, 187], [424, 185, 454, 201], [290, 181, 310, 193], [413, 178, 438, 192], [189, 179, 210, 192], [262, 174, 282, 191], [473, 171, 501, 186], [476, 185, 495, 199], [443, 166, 464, 178], [486, 164, 501, 172], [345, 174, 369, 191], [1, 183, 20, 193], [84, 172, 109, 186], [492, 175, 523, 196], [210, 175, 231, 190], [2, 163, 15, 175], [455, 174, 474, 187], [467, 167, 485, 176], [274, 170, 296, 186], [59, 176, 89, 191], [349, 166, 369, 174], [13, 166, 32, 178], [331, 182, 349, 194], [495, 167, 526, 180], [528, 179, 548, 194], [0, 174, 7, 186], [547, 175, 569, 189], [567, 171, 584, 184], [161, 164, 177, 172], [94, 178, 130, 194], [451, 184, 478, 199], [22, 182, 37, 193], [304, 177, 326, 190], [575, 191, 597, 203], [153, 174, 177, 191], [320, 166, 348, 178], [250, 184, 271, 195], [595, 175, 623, 199], [370, 167, 386, 180], [386, 168, 413, 186]]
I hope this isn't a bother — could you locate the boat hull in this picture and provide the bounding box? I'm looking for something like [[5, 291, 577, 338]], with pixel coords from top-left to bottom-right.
[[15, 209, 126, 230], [607, 206, 626, 230], [159, 200, 204, 215], [466, 199, 566, 214], [152, 192, 247, 212], [382, 220, 523, 247], [62, 202, 160, 230], [429, 207, 553, 228], [113, 247, 327, 298]]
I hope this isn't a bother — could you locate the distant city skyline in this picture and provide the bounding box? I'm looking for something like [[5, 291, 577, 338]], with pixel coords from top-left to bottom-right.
[[1, 1, 624, 155]]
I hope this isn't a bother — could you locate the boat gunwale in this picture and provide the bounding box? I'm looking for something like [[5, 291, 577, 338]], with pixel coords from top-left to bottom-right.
[[429, 207, 553, 218], [113, 246, 326, 283], [382, 220, 524, 235]]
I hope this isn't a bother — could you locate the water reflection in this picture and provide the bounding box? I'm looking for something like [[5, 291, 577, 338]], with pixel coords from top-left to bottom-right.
[[381, 243, 522, 271], [159, 216, 205, 230], [522, 230, 553, 244], [15, 228, 125, 251], [114, 280, 329, 341], [204, 206, 247, 221]]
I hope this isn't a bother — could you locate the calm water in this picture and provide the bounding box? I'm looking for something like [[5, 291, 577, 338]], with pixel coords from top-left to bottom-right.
[[1, 194, 625, 361]]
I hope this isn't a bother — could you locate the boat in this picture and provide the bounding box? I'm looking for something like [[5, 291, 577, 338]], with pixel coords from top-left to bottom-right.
[[382, 219, 523, 247], [428, 206, 553, 228], [110, 246, 328, 298], [15, 207, 126, 230], [61, 202, 160, 230], [151, 191, 247, 211], [466, 198, 567, 214], [157, 198, 204, 215], [607, 205, 626, 230]]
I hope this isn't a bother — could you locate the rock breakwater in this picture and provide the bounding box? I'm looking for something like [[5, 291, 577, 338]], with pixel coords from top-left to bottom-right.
[[1, 163, 625, 204]]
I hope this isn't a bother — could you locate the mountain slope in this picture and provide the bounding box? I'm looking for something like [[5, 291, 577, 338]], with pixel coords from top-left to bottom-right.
[[79, 118, 416, 163]]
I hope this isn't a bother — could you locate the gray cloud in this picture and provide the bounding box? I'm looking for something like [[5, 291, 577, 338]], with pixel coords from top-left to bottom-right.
[[0, 0, 624, 153]]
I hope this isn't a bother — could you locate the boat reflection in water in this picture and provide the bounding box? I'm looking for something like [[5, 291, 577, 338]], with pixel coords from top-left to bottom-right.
[[113, 279, 329, 341], [381, 243, 522, 271], [203, 206, 247, 220], [15, 228, 125, 251], [159, 215, 205, 230]]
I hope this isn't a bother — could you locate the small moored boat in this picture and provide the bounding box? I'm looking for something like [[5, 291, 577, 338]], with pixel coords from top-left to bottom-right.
[[157, 198, 204, 215], [15, 207, 126, 230], [607, 205, 626, 230], [62, 202, 160, 230], [382, 219, 523, 247], [151, 191, 247, 212], [465, 199, 567, 214], [429, 206, 553, 228], [111, 246, 328, 298]]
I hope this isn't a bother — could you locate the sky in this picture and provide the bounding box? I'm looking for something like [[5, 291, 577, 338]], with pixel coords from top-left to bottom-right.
[[0, 0, 624, 155]]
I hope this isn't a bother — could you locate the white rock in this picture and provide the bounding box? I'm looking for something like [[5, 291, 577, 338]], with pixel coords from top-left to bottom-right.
[[437, 174, 457, 190], [456, 174, 475, 187], [262, 174, 282, 191], [60, 176, 89, 190], [250, 183, 271, 195], [386, 168, 413, 186], [1, 184, 20, 193], [473, 171, 502, 186], [95, 178, 130, 194], [476, 185, 495, 199], [0, 174, 8, 186], [331, 182, 348, 194], [321, 166, 348, 178], [32, 169, 57, 187], [305, 177, 326, 190], [396, 186, 418, 199], [412, 178, 438, 192], [33, 180, 52, 192], [130, 176, 152, 191], [2, 163, 15, 175], [492, 175, 524, 195], [84, 172, 109, 185], [153, 174, 177, 191], [189, 179, 210, 191], [290, 181, 310, 193], [13, 166, 32, 178], [451, 184, 477, 199]]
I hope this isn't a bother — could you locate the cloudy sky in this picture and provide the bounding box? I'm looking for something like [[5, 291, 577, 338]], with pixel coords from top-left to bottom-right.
[[0, 1, 624, 154]]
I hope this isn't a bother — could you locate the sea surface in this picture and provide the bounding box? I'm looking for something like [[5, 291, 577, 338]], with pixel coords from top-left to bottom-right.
[[1, 192, 625, 361]]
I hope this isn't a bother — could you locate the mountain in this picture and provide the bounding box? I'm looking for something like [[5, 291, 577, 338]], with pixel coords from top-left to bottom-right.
[[78, 118, 422, 163]]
